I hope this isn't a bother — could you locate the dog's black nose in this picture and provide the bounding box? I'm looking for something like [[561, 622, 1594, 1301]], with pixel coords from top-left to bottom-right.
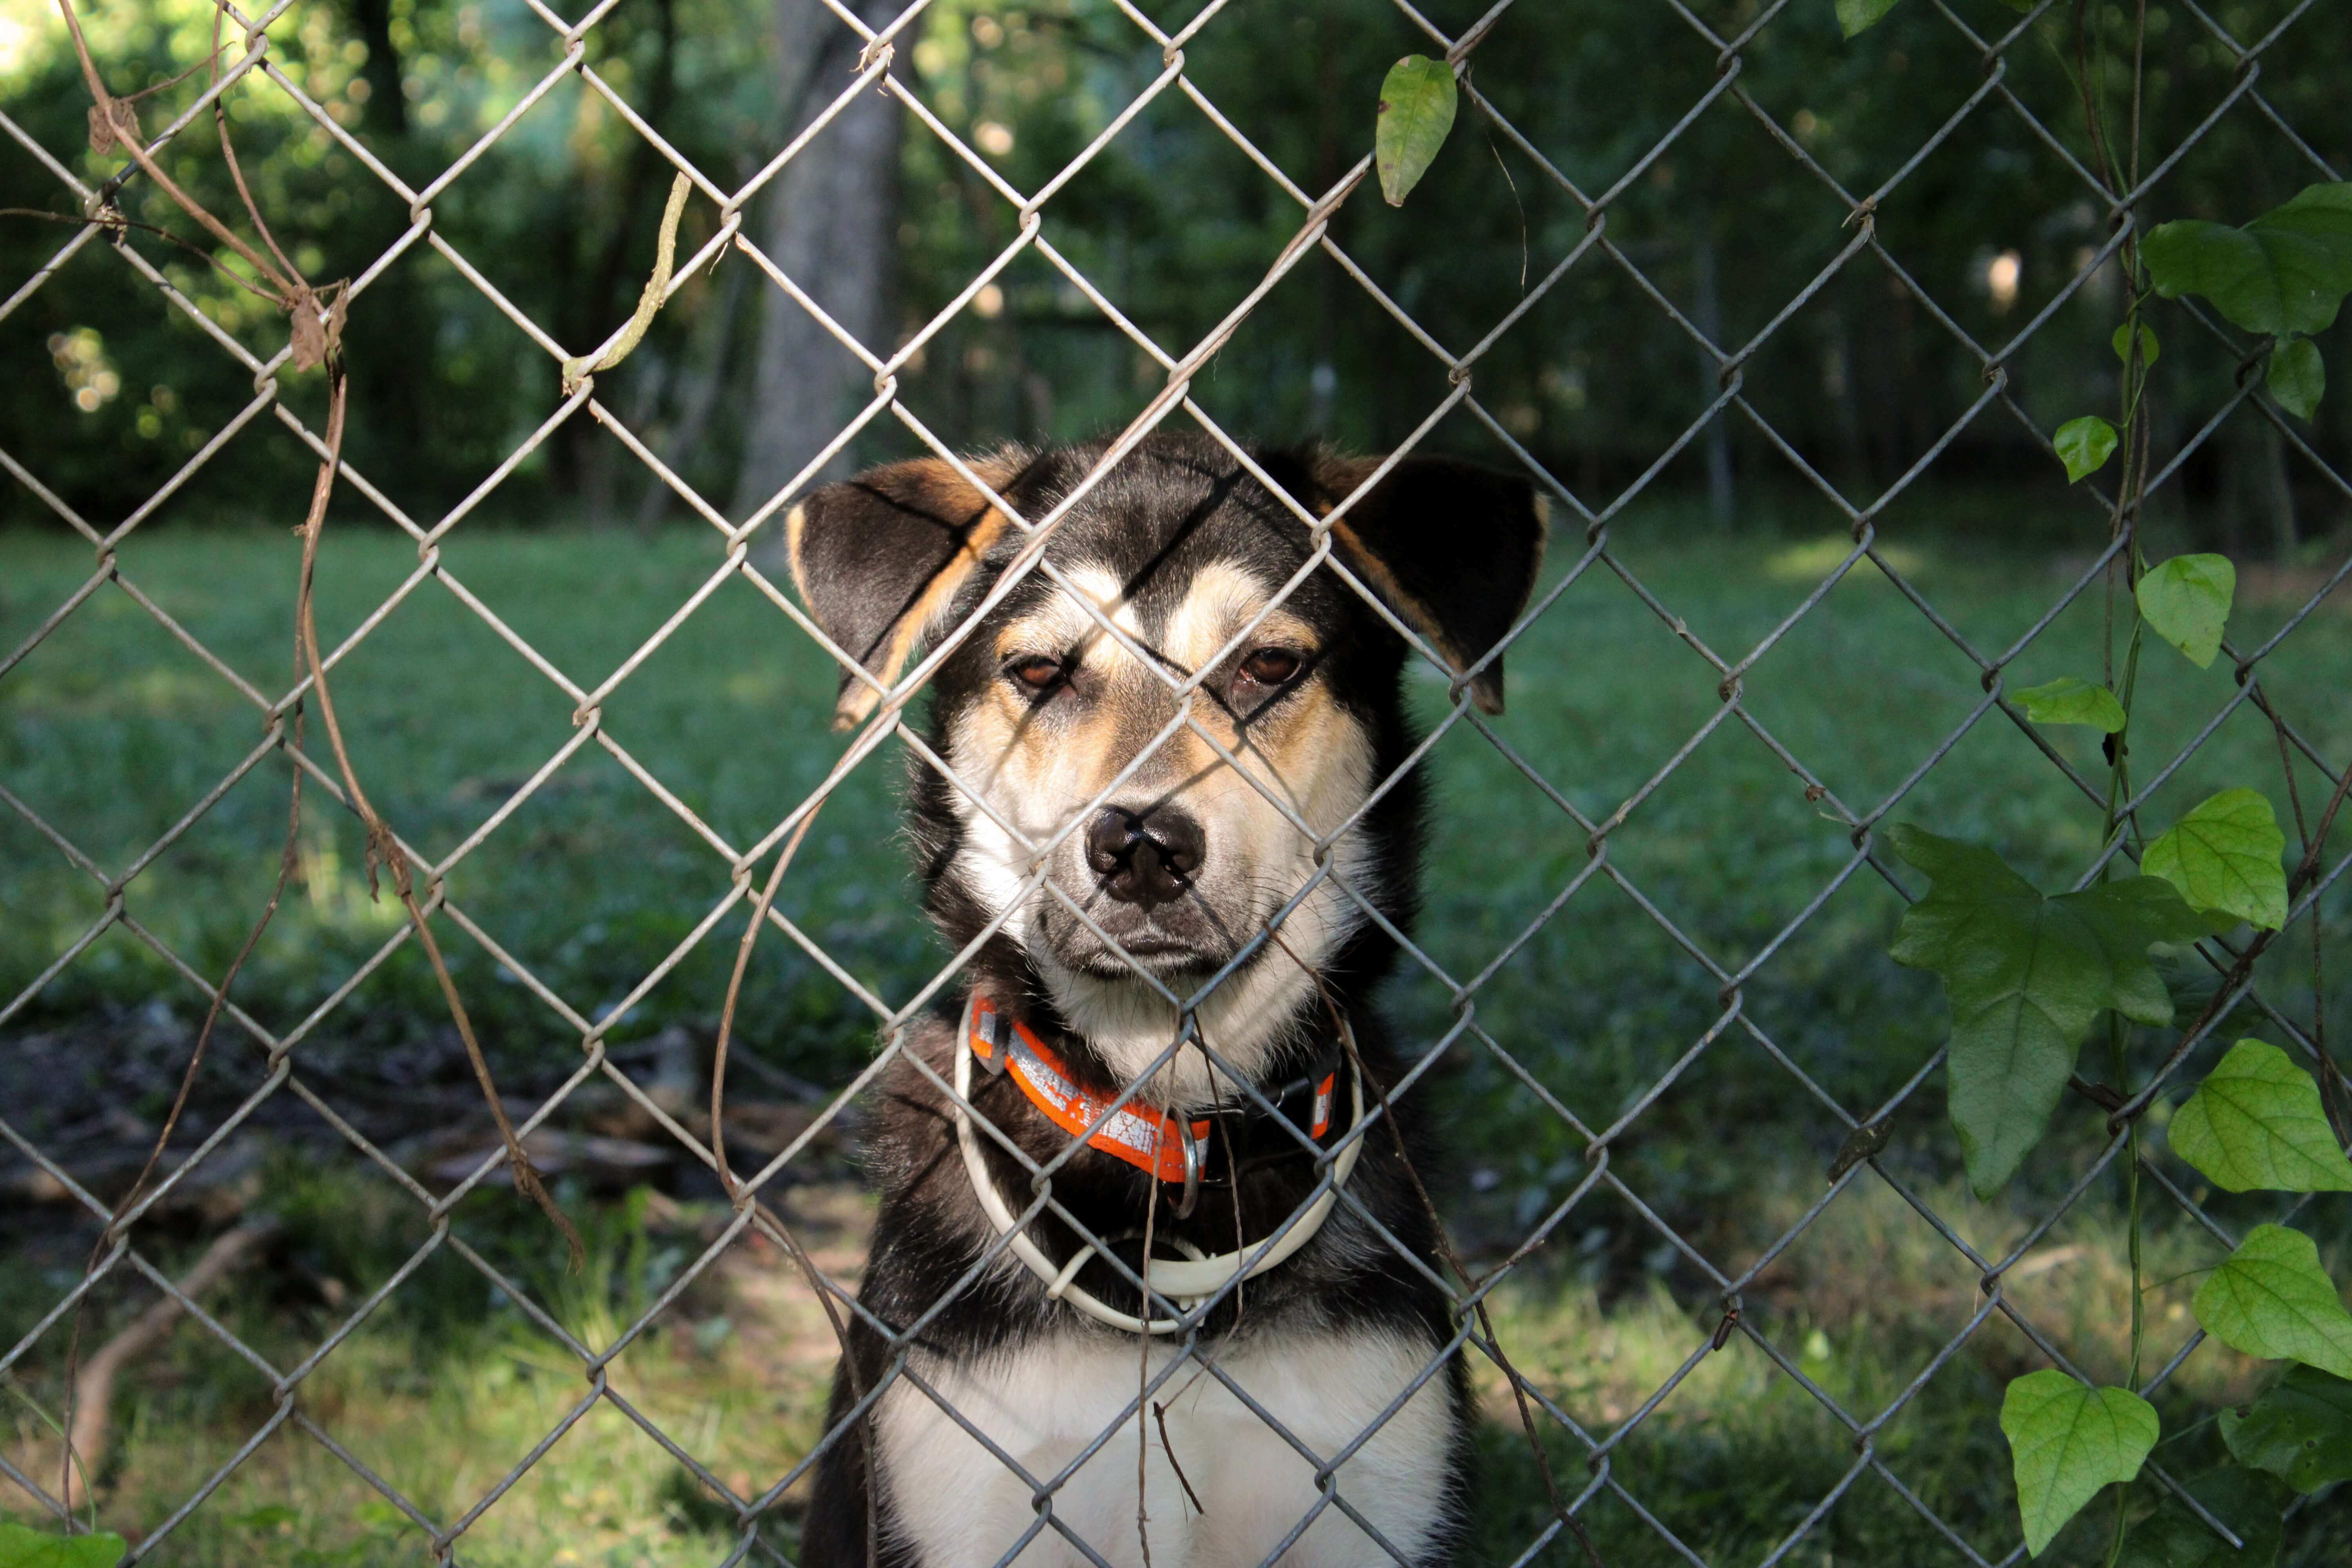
[[1085, 807, 1205, 911]]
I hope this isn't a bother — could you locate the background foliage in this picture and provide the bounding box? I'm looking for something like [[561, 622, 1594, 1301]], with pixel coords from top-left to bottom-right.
[[7, 0, 2351, 539]]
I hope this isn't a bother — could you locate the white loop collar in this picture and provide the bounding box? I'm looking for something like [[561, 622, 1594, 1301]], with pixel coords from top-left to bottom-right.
[[949, 994, 1367, 1335]]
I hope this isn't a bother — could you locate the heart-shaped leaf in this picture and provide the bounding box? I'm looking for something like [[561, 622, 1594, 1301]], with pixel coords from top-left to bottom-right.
[[2169, 1040, 2352, 1193], [2136, 554, 2235, 669], [2194, 1225, 2352, 1379], [0, 1523, 129, 1568], [2001, 1370, 2159, 1558], [2143, 789, 2287, 931], [1375, 56, 1457, 207], [2056, 415, 2119, 482], [2144, 183, 2352, 338], [2268, 337, 2323, 420], [2112, 320, 2161, 368], [2014, 676, 2125, 732], [2222, 1364, 2352, 1492], [1889, 826, 2207, 1198]]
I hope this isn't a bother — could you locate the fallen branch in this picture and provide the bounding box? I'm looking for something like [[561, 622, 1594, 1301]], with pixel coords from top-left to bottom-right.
[[1270, 931, 1606, 1568], [56, 1220, 279, 1510]]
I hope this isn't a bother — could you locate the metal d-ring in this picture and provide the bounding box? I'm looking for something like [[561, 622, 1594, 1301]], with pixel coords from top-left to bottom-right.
[[1172, 1113, 1203, 1219]]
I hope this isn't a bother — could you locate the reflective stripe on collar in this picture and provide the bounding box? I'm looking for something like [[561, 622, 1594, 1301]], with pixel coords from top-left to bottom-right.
[[968, 995, 1212, 1184]]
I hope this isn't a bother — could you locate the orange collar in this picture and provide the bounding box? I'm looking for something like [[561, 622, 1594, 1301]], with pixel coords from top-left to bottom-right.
[[967, 995, 1215, 1184]]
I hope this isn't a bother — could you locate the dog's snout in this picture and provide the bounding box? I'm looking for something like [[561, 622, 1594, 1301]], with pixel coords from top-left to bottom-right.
[[1084, 807, 1205, 910]]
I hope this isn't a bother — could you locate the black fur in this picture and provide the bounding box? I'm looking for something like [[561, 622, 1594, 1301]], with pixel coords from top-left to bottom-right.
[[789, 435, 1543, 1566]]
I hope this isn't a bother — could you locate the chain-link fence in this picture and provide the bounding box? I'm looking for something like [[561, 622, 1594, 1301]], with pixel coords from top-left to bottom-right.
[[4, 0, 2350, 1563]]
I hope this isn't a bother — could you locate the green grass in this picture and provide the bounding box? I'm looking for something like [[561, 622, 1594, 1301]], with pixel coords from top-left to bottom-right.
[[5, 1161, 2342, 1566], [6, 503, 2352, 1563]]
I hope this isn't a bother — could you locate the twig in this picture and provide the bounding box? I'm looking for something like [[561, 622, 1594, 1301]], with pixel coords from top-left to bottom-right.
[[53, 0, 295, 299], [563, 172, 693, 395], [53, 19, 572, 1512], [0, 208, 286, 303], [118, 41, 232, 106], [290, 360, 582, 1269], [1267, 932, 1605, 1568], [207, 2, 299, 290], [710, 811, 820, 1185], [706, 806, 878, 1568], [1153, 1401, 1206, 1514]]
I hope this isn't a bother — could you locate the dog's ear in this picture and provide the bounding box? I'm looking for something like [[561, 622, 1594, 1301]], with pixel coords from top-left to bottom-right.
[[1279, 448, 1548, 714], [784, 452, 1025, 731]]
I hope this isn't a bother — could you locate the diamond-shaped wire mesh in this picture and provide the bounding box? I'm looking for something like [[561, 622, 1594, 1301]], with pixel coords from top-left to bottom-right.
[[4, 0, 2350, 1562]]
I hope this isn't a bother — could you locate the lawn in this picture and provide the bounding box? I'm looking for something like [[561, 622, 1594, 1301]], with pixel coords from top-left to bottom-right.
[[4, 498, 2350, 1564]]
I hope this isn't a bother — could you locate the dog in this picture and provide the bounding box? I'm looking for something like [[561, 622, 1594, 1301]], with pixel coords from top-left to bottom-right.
[[785, 433, 1545, 1567]]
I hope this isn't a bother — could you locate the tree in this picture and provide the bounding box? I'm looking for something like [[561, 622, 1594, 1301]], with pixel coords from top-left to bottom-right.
[[735, 0, 906, 520]]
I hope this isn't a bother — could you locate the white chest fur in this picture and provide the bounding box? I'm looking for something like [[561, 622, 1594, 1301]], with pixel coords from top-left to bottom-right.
[[872, 1325, 1458, 1568]]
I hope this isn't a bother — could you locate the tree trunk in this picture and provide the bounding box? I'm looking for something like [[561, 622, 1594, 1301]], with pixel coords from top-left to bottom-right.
[[1691, 215, 1734, 525], [735, 0, 905, 521], [1823, 305, 1866, 492], [634, 252, 754, 530]]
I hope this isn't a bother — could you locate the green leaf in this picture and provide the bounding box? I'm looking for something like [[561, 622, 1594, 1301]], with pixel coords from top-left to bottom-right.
[[2142, 789, 2287, 931], [0, 1523, 129, 1568], [2144, 183, 2352, 338], [2055, 415, 2119, 482], [2001, 1370, 2159, 1558], [1374, 56, 1457, 207], [2268, 337, 2323, 420], [2222, 1364, 2352, 1492], [2014, 675, 2126, 732], [2171, 1040, 2352, 1193], [2194, 1224, 2352, 1379], [1888, 826, 2207, 1198], [1837, 0, 1903, 36], [2154, 943, 2224, 1019], [2136, 554, 2236, 669], [2113, 320, 2161, 368], [2115, 1466, 2288, 1566]]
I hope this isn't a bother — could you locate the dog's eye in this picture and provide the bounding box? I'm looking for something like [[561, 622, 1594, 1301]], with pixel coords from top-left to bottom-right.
[[1238, 648, 1303, 687], [1005, 655, 1063, 692]]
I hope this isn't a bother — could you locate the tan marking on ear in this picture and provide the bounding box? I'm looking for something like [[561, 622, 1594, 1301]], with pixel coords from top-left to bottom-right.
[[784, 504, 811, 605], [1324, 513, 1490, 705], [829, 498, 1012, 731]]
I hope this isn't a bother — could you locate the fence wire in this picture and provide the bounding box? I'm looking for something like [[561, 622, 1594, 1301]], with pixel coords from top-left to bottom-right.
[[3, 0, 2350, 1563]]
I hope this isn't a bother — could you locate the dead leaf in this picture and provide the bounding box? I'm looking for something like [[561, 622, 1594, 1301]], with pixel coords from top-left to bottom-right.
[[287, 284, 347, 371], [88, 99, 141, 156], [1826, 1118, 1892, 1183]]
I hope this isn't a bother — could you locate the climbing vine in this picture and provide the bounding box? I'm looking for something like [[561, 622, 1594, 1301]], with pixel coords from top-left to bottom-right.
[[1855, 2, 2352, 1559], [1381, 2, 2352, 1556]]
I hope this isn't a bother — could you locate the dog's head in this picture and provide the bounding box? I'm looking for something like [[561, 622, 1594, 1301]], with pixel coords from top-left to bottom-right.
[[785, 434, 1544, 1098]]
